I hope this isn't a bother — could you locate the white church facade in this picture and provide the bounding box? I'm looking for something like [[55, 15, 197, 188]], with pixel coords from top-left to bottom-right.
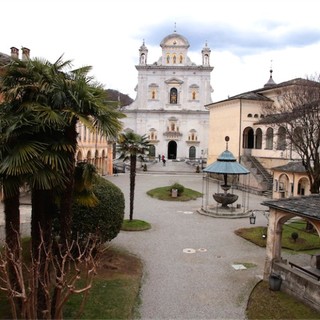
[[121, 30, 213, 160]]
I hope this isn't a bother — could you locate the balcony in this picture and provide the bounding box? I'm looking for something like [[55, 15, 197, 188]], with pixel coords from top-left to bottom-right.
[[163, 131, 183, 140]]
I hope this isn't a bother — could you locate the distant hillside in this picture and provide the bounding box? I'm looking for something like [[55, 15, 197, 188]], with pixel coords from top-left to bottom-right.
[[106, 89, 134, 107]]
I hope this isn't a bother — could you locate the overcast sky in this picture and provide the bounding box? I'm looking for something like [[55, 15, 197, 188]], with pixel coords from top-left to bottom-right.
[[2, 0, 320, 102]]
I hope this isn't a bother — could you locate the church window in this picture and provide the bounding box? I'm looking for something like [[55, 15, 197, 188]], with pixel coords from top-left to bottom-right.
[[188, 130, 198, 141], [149, 129, 158, 141], [173, 55, 176, 64], [170, 88, 178, 104], [179, 55, 183, 63], [192, 91, 196, 100], [171, 123, 175, 131], [152, 90, 155, 99], [247, 114, 252, 118], [166, 55, 170, 64]]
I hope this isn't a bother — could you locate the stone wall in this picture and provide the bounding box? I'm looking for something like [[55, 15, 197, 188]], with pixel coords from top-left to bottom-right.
[[272, 261, 320, 312]]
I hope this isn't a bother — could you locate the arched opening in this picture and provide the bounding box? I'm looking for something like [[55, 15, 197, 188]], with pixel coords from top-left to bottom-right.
[[243, 127, 254, 149], [298, 177, 310, 196], [94, 150, 99, 167], [170, 88, 178, 104], [279, 173, 290, 198], [277, 126, 286, 150], [266, 127, 274, 150], [168, 141, 177, 159], [86, 150, 92, 164], [149, 145, 156, 158], [255, 128, 262, 149], [76, 151, 83, 162], [189, 146, 196, 159]]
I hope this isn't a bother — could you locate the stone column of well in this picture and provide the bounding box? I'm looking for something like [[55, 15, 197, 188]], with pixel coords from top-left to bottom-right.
[[264, 209, 281, 280]]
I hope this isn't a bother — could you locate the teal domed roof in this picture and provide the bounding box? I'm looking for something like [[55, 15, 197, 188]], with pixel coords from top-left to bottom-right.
[[203, 149, 249, 175]]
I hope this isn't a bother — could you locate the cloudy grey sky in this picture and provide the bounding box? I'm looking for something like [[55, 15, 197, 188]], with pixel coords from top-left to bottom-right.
[[2, 0, 320, 102]]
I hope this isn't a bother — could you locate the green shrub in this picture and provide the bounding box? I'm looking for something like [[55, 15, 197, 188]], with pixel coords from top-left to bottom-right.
[[170, 183, 185, 195], [71, 176, 125, 243], [291, 232, 299, 242]]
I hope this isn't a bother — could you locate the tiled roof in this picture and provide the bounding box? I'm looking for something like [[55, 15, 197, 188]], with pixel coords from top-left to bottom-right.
[[231, 92, 272, 101], [206, 78, 320, 106], [272, 161, 306, 173], [204, 149, 250, 175], [262, 194, 320, 220], [0, 52, 11, 66]]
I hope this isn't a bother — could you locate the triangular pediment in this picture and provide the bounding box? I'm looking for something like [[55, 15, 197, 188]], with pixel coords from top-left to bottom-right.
[[165, 77, 184, 85]]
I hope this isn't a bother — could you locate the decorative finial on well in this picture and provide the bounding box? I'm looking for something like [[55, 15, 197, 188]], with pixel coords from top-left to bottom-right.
[[225, 136, 230, 150]]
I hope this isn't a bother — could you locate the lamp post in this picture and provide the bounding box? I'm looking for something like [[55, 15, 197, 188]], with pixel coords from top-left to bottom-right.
[[201, 149, 204, 170]]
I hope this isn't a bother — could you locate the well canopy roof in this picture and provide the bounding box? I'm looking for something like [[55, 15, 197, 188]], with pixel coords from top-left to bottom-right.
[[203, 150, 250, 175]]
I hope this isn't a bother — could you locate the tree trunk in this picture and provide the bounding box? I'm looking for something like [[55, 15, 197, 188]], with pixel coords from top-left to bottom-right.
[[310, 179, 320, 194], [31, 189, 56, 319], [129, 155, 136, 221], [4, 190, 20, 260], [51, 124, 76, 318], [59, 123, 77, 244], [3, 188, 21, 313], [307, 180, 320, 232]]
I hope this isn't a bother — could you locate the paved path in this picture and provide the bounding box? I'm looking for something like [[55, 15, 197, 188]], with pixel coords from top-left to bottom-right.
[[109, 160, 270, 319]]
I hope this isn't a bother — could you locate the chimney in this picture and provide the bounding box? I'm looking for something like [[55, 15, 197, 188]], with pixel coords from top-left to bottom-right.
[[21, 47, 30, 60], [10, 47, 19, 59]]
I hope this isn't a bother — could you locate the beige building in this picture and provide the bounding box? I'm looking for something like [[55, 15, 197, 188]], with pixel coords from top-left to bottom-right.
[[76, 123, 113, 175], [271, 162, 310, 199], [206, 73, 312, 196]]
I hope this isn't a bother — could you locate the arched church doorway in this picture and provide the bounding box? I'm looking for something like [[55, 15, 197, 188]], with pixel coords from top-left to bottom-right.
[[189, 146, 196, 159], [168, 141, 177, 159]]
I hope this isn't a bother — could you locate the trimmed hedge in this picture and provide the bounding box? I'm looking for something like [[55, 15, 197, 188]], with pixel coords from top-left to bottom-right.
[[71, 176, 125, 243]]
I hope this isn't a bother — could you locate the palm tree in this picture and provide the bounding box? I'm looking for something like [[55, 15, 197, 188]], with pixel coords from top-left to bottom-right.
[[48, 62, 124, 243], [0, 56, 124, 316], [0, 55, 124, 243], [117, 131, 150, 220]]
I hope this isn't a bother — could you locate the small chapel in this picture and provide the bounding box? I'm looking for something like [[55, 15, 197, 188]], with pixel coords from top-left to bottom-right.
[[121, 28, 213, 161]]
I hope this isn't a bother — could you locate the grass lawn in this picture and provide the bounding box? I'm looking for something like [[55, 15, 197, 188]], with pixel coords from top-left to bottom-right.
[[246, 280, 320, 319], [121, 219, 151, 231], [0, 244, 143, 320], [147, 185, 202, 201], [63, 247, 143, 319], [235, 219, 320, 251]]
